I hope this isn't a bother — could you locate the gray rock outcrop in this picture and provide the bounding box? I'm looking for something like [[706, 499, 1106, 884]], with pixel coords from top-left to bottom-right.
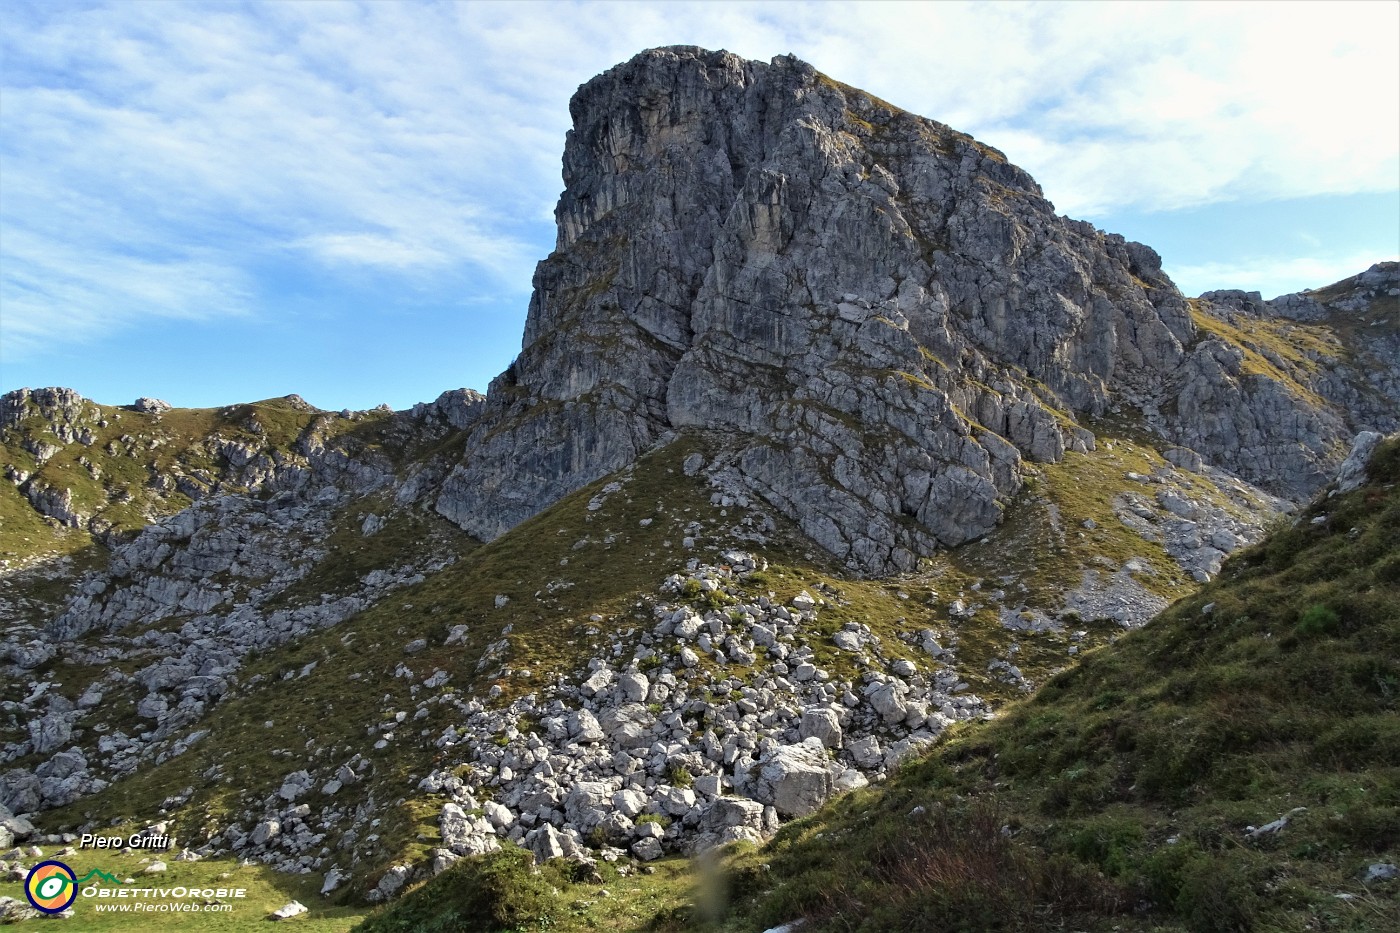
[[433, 47, 1397, 573], [736, 737, 838, 818], [1335, 431, 1386, 494]]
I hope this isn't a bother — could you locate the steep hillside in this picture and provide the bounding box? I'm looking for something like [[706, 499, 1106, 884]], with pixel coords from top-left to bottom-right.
[[0, 421, 1279, 904], [354, 437, 1398, 933], [2, 389, 387, 562], [715, 434, 1399, 933]]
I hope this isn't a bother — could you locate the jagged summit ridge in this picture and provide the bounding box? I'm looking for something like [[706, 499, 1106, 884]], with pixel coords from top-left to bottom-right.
[[433, 46, 1393, 573]]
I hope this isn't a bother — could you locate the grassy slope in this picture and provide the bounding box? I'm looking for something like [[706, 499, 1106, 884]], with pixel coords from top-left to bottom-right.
[[0, 395, 392, 566], [355, 846, 697, 933], [1185, 271, 1399, 441], [9, 388, 1371, 933], [719, 438, 1399, 933], [343, 436, 1319, 933], [31, 436, 858, 882], [1187, 300, 1337, 409], [28, 439, 726, 895], [19, 422, 1297, 932]]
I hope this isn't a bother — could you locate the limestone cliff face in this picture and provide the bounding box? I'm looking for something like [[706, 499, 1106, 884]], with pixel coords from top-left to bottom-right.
[[1169, 263, 1400, 495], [435, 46, 1396, 573]]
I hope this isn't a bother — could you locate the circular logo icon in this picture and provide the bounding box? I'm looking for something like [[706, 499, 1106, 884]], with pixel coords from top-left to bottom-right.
[[25, 860, 78, 914]]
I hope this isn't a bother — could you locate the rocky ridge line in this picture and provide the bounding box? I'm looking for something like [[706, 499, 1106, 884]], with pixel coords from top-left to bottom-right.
[[432, 47, 1397, 574]]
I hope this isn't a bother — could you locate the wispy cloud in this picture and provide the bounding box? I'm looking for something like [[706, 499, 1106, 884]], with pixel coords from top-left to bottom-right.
[[1, 0, 559, 360], [1, 0, 1396, 365], [0, 226, 252, 357], [745, 1, 1400, 216], [1169, 251, 1398, 300]]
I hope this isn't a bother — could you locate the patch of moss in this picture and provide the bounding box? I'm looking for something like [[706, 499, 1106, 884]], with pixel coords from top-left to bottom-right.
[[1188, 301, 1333, 407]]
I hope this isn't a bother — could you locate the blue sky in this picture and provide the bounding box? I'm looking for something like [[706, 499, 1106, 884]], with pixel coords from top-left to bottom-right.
[[2, 0, 1397, 411]]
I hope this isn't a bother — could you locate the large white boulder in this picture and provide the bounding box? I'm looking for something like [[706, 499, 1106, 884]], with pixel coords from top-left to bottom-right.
[[740, 738, 838, 818]]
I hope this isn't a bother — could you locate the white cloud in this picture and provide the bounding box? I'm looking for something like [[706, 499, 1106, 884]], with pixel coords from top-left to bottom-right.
[[0, 226, 251, 358], [1, 0, 1396, 360], [1168, 251, 1399, 300], [752, 0, 1400, 215], [2, 0, 554, 356]]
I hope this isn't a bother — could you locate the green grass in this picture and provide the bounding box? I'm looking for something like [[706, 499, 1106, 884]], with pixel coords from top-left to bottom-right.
[[1031, 436, 1193, 597], [355, 847, 699, 933], [33, 434, 790, 902], [712, 437, 1400, 932], [0, 480, 96, 565], [1188, 301, 1333, 408], [1, 394, 399, 562], [30, 422, 1288, 883], [13, 386, 1391, 932]]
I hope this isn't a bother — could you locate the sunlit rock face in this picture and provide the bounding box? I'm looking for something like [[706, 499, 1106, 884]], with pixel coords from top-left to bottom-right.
[[434, 46, 1398, 573]]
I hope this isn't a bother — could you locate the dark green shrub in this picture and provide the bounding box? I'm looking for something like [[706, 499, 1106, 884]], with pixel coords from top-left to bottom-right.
[[1136, 842, 1261, 930], [1172, 854, 1260, 933], [358, 844, 562, 933], [1375, 553, 1400, 585], [1332, 803, 1400, 849], [1067, 815, 1145, 877], [1296, 603, 1340, 637]]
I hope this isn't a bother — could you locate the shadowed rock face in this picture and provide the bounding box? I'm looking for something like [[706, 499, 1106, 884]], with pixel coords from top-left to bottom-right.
[[434, 46, 1397, 573]]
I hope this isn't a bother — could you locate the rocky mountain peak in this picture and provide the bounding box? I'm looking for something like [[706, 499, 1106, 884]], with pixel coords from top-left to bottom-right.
[[3, 49, 1397, 918], [7, 49, 1393, 579], [432, 47, 1393, 574]]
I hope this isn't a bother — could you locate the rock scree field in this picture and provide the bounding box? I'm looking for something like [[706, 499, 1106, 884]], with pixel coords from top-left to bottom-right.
[[2, 46, 1397, 932]]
